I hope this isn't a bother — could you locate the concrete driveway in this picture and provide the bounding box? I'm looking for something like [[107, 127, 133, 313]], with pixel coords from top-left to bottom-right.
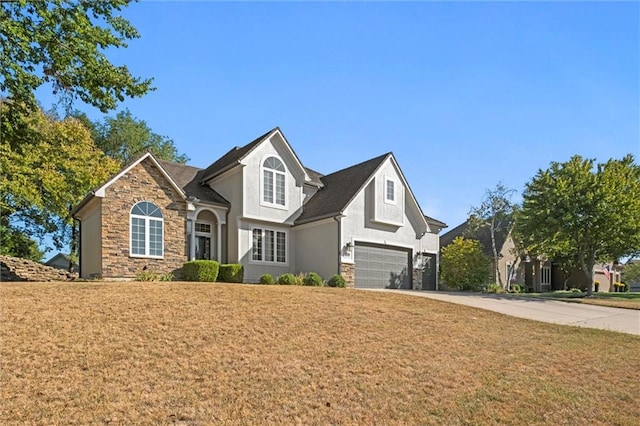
[[379, 290, 640, 336]]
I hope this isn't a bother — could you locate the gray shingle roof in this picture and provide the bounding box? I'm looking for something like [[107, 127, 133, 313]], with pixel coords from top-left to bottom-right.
[[199, 128, 277, 183], [425, 215, 447, 229], [295, 153, 390, 225], [303, 167, 324, 187], [158, 160, 230, 206], [440, 220, 511, 256]]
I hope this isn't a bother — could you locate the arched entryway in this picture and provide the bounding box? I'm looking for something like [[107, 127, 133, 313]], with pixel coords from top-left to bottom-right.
[[188, 208, 222, 261]]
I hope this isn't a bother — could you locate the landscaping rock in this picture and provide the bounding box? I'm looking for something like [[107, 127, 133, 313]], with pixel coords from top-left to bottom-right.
[[0, 255, 78, 282]]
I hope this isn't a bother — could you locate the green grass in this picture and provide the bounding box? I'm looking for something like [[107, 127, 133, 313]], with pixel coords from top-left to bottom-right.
[[507, 290, 640, 309]]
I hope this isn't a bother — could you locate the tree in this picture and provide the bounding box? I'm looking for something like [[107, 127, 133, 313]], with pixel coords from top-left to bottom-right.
[[75, 109, 189, 165], [621, 261, 640, 285], [515, 155, 640, 296], [0, 219, 44, 261], [1, 0, 152, 124], [467, 182, 517, 289], [440, 237, 492, 291], [0, 102, 119, 255]]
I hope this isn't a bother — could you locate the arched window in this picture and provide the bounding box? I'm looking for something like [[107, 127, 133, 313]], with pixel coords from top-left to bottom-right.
[[130, 201, 164, 258], [262, 156, 286, 207]]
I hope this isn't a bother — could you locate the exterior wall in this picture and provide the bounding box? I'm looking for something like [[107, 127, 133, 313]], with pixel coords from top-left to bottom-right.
[[78, 198, 102, 278], [295, 219, 339, 281], [340, 263, 355, 288], [371, 160, 404, 226], [101, 160, 187, 278], [238, 218, 295, 282], [208, 168, 243, 263], [241, 135, 305, 224]]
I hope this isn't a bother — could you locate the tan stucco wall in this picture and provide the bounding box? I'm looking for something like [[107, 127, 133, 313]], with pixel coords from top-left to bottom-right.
[[295, 219, 339, 280], [79, 198, 102, 278]]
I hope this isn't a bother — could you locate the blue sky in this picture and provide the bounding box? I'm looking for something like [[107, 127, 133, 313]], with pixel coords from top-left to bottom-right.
[[38, 1, 639, 238]]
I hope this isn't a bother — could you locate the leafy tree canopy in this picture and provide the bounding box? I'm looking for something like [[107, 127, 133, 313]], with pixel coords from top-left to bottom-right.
[[0, 220, 44, 261], [73, 109, 189, 165], [621, 261, 640, 285], [0, 102, 120, 250], [440, 237, 492, 291], [515, 155, 640, 296], [0, 0, 152, 125]]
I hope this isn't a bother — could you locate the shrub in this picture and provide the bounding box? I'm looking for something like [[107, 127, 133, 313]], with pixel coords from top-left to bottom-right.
[[569, 287, 583, 293], [182, 260, 219, 282], [218, 264, 244, 283], [510, 284, 522, 294], [483, 283, 504, 294], [294, 272, 305, 286], [136, 269, 173, 282], [303, 272, 323, 287], [277, 273, 297, 285], [259, 274, 274, 285], [327, 274, 346, 288], [440, 237, 491, 291]]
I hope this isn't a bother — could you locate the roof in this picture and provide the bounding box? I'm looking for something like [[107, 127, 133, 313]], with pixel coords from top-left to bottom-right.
[[440, 219, 511, 256], [425, 215, 447, 229], [295, 153, 389, 225], [157, 160, 230, 206], [199, 128, 277, 183], [304, 167, 324, 187]]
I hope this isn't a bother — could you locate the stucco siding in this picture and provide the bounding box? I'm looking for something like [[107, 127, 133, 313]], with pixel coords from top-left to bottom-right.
[[208, 168, 243, 263], [241, 136, 305, 223], [295, 220, 339, 280], [372, 160, 405, 226], [238, 219, 295, 282], [79, 198, 102, 278]]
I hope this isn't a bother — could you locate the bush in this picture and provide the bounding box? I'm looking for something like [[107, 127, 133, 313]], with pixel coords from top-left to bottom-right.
[[218, 264, 244, 283], [303, 272, 323, 287], [182, 260, 219, 282], [277, 273, 297, 285], [440, 237, 491, 291], [569, 287, 583, 293], [294, 272, 305, 286], [327, 274, 346, 288], [510, 284, 522, 294], [259, 274, 274, 285], [136, 269, 173, 282], [483, 283, 504, 294]]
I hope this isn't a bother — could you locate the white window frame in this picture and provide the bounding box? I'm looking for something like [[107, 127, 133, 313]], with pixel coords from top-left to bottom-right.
[[541, 265, 551, 286], [250, 227, 288, 265], [384, 176, 397, 205], [260, 155, 287, 210], [130, 201, 164, 259]]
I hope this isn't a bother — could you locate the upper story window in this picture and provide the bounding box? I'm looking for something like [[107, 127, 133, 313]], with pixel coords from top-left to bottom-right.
[[262, 156, 286, 207], [130, 201, 163, 258], [385, 177, 396, 204]]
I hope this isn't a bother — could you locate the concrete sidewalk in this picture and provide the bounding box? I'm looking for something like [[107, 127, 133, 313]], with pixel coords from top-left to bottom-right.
[[379, 290, 640, 336]]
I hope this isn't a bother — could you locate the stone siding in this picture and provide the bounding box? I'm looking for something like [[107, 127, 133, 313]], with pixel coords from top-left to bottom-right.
[[412, 268, 423, 290], [101, 160, 187, 278], [1, 255, 77, 282], [340, 263, 355, 288]]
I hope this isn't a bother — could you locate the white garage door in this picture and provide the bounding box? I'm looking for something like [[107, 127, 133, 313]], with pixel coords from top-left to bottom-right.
[[354, 244, 411, 289]]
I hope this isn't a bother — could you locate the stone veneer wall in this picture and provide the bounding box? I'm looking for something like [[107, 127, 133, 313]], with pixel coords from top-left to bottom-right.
[[340, 263, 355, 288], [412, 268, 423, 290], [101, 160, 187, 278], [1, 255, 78, 282]]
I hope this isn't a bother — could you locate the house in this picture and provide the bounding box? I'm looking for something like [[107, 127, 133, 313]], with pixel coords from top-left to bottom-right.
[[44, 253, 79, 272], [441, 220, 621, 292], [71, 128, 446, 288]]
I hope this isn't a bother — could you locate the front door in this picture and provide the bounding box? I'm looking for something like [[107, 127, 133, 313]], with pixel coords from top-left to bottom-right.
[[195, 235, 211, 260]]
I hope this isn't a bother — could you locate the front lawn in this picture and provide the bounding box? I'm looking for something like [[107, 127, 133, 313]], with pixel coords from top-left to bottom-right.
[[1, 282, 638, 424]]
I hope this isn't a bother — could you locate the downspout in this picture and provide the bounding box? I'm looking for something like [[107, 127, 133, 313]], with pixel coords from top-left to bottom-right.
[[76, 217, 82, 278], [334, 215, 341, 276]]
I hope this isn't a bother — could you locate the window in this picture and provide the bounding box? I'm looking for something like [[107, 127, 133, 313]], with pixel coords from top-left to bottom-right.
[[130, 201, 163, 257], [262, 156, 286, 207], [252, 228, 287, 263], [541, 265, 551, 286], [385, 177, 396, 204]]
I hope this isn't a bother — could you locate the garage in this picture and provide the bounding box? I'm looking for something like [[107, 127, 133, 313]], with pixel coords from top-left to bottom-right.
[[354, 243, 412, 289]]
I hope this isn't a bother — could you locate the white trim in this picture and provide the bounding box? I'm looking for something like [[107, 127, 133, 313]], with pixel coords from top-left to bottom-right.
[[249, 226, 289, 266], [259, 154, 288, 210], [129, 201, 164, 259], [384, 176, 397, 205], [95, 152, 186, 200]]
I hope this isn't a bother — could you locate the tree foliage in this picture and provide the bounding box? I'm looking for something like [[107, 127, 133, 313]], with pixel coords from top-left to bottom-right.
[[440, 237, 492, 291], [0, 220, 43, 261], [0, 0, 152, 124], [74, 109, 188, 165], [621, 261, 640, 285], [515, 155, 640, 296], [0, 102, 120, 250], [467, 182, 517, 288]]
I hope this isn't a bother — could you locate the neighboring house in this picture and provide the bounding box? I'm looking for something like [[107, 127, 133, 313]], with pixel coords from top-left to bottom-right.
[[440, 221, 620, 292], [44, 253, 79, 272], [71, 127, 446, 288]]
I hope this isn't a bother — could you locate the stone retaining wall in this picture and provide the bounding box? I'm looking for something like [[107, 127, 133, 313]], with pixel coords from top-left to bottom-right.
[[1, 255, 77, 282]]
